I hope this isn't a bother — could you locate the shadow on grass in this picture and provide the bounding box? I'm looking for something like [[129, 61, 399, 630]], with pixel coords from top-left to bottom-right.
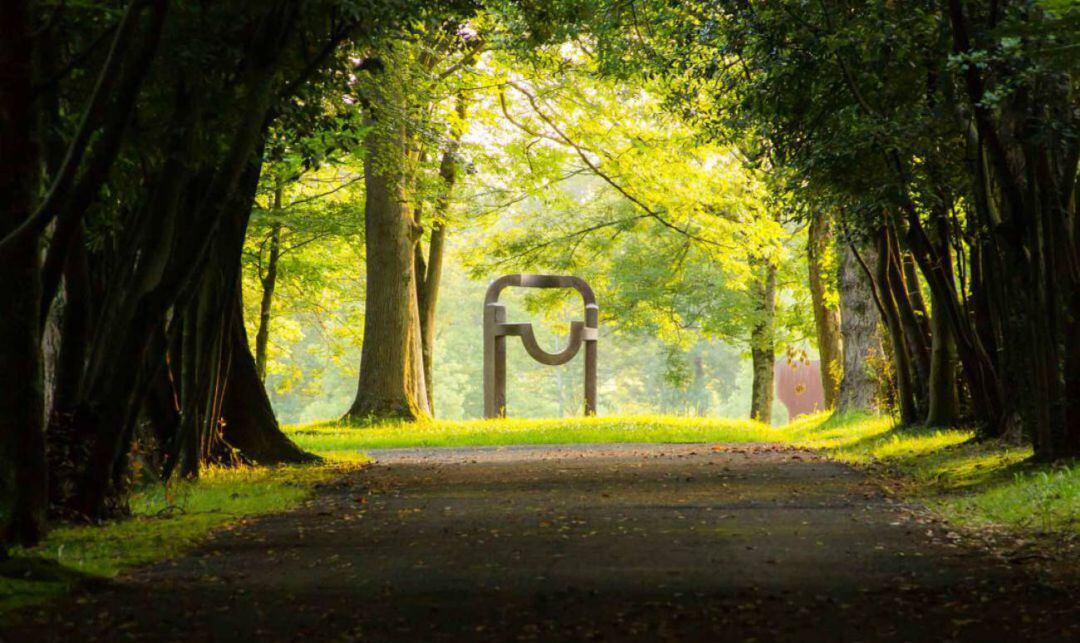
[[0, 555, 96, 584], [0, 555, 102, 616]]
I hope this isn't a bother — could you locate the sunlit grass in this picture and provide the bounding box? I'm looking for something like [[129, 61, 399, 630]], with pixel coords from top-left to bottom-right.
[[286, 414, 775, 454], [778, 412, 1077, 535], [0, 461, 364, 614], [956, 465, 1080, 533]]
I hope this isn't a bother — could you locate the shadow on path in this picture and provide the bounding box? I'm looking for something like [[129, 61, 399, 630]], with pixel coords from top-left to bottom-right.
[[4, 444, 1077, 641]]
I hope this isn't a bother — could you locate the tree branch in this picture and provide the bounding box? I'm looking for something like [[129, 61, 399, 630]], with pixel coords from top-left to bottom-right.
[[503, 80, 724, 248]]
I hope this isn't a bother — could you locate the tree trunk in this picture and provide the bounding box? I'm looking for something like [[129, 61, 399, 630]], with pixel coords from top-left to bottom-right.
[[836, 241, 882, 414], [418, 222, 446, 414], [222, 305, 317, 464], [416, 95, 465, 416], [875, 226, 919, 424], [347, 115, 430, 422], [749, 262, 777, 423], [255, 218, 282, 382], [924, 218, 959, 426], [925, 287, 959, 425], [807, 212, 842, 407], [885, 228, 931, 416], [67, 45, 284, 516], [0, 0, 48, 548]]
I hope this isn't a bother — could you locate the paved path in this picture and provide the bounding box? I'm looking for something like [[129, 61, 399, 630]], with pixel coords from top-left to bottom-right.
[[5, 444, 1078, 641]]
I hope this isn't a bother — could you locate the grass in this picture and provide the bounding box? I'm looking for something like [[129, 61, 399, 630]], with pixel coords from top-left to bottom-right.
[[781, 412, 1079, 536], [286, 414, 773, 455], [0, 461, 363, 615]]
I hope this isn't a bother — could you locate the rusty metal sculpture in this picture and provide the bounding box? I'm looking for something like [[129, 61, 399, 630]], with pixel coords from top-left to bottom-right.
[[483, 274, 598, 418]]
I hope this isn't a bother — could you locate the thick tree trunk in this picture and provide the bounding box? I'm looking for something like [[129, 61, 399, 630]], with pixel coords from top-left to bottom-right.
[[807, 212, 842, 407], [347, 119, 430, 422], [923, 218, 959, 426], [255, 220, 281, 382], [0, 0, 48, 548], [749, 262, 777, 423], [222, 306, 317, 464], [836, 242, 882, 414]]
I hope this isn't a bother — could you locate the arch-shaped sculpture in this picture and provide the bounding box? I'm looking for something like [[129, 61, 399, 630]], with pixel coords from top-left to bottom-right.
[[483, 274, 598, 418]]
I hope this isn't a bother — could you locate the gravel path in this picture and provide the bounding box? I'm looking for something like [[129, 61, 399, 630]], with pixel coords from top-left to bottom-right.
[[4, 443, 1078, 641]]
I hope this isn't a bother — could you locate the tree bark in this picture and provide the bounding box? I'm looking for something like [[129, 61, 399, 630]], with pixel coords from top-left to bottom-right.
[[885, 226, 931, 416], [749, 262, 777, 423], [836, 241, 882, 414], [222, 305, 317, 464], [418, 221, 446, 414], [807, 212, 842, 407], [923, 218, 959, 426], [0, 0, 48, 548], [255, 219, 282, 382], [415, 94, 465, 416], [347, 110, 430, 422], [926, 286, 959, 425], [875, 226, 919, 424]]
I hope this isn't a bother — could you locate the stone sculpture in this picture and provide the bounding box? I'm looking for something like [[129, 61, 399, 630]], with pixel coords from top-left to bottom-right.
[[483, 274, 598, 418]]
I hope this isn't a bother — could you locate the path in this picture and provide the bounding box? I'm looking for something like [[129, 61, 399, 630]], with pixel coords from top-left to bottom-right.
[[5, 444, 1078, 641]]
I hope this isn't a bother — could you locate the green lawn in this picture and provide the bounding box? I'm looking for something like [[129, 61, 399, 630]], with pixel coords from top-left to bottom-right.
[[782, 413, 1078, 535], [287, 415, 773, 457]]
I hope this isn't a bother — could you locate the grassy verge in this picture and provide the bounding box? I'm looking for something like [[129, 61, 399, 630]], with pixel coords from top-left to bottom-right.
[[1, 461, 363, 615], [782, 412, 1079, 536]]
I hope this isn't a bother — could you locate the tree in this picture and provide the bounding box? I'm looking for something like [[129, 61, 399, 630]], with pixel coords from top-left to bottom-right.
[[458, 50, 805, 422], [807, 212, 842, 408], [0, 0, 423, 549], [345, 16, 480, 422], [835, 242, 882, 414], [561, 0, 1078, 456]]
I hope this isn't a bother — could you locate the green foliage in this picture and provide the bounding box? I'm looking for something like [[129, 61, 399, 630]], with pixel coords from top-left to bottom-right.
[[456, 43, 813, 377], [241, 164, 366, 403]]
